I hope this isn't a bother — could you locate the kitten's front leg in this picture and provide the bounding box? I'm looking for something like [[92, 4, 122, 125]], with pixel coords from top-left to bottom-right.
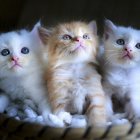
[[86, 92, 107, 126], [47, 82, 72, 125], [105, 95, 114, 121], [0, 94, 9, 113], [50, 97, 72, 125], [25, 86, 52, 122], [125, 93, 140, 120], [39, 101, 66, 127]]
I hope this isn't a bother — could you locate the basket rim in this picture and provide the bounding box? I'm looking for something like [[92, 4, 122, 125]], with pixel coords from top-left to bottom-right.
[[0, 113, 140, 139]]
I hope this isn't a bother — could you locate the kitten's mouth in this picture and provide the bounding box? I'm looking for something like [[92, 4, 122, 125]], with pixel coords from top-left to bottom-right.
[[122, 53, 133, 59], [11, 62, 22, 69], [74, 45, 85, 51]]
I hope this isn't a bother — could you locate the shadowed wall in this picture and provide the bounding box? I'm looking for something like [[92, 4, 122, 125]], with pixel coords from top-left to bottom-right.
[[0, 0, 140, 33]]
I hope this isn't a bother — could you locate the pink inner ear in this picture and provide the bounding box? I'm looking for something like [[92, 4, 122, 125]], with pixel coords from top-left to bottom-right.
[[104, 33, 109, 40]]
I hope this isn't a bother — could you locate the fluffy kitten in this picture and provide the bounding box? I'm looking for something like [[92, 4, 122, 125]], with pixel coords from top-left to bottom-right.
[[39, 21, 107, 126], [0, 23, 51, 122], [102, 20, 140, 120]]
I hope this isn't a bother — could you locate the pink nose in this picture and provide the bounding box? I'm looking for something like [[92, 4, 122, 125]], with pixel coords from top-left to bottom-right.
[[74, 37, 80, 42], [11, 56, 19, 61], [75, 38, 79, 42], [124, 47, 132, 52]]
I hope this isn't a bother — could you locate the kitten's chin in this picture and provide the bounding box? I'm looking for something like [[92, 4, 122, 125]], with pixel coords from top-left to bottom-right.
[[8, 63, 22, 70], [70, 53, 93, 63], [68, 48, 94, 62], [72, 45, 86, 52], [11, 66, 23, 71], [8, 67, 24, 75], [6, 64, 25, 75]]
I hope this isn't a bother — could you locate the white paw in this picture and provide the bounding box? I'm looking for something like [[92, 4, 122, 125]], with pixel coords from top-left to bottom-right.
[[57, 112, 72, 125], [36, 116, 44, 124], [112, 118, 129, 125], [6, 107, 18, 117], [24, 107, 38, 118], [70, 115, 87, 128], [106, 121, 112, 126], [47, 114, 65, 127], [24, 116, 44, 124]]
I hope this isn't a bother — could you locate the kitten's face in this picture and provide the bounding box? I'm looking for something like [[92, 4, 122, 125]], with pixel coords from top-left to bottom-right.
[[104, 20, 140, 68], [43, 21, 98, 63], [0, 30, 37, 76]]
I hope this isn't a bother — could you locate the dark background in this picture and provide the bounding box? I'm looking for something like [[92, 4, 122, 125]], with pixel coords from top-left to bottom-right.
[[0, 0, 140, 34]]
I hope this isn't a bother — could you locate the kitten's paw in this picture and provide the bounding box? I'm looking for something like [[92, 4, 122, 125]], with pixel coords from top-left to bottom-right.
[[24, 116, 44, 124], [70, 115, 87, 127], [36, 116, 44, 124], [112, 118, 129, 125], [6, 107, 18, 117], [112, 113, 127, 120], [47, 114, 65, 127], [24, 107, 38, 118], [57, 112, 72, 125]]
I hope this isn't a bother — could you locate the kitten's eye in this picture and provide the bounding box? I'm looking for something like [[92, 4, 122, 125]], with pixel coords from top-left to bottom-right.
[[83, 34, 90, 39], [21, 47, 29, 54], [1, 49, 10, 56], [116, 39, 125, 45], [62, 34, 72, 40], [135, 43, 140, 49]]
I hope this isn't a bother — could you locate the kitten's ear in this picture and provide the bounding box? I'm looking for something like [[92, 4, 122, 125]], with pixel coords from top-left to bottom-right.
[[88, 20, 97, 35], [38, 27, 51, 45], [104, 19, 116, 40], [30, 21, 41, 35]]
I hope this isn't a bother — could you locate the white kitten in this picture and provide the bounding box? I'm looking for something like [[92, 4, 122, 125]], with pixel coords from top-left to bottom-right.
[[0, 23, 51, 122], [102, 20, 140, 121]]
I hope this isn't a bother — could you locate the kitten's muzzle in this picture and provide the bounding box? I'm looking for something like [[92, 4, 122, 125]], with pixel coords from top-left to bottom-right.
[[11, 56, 19, 62], [124, 47, 132, 53]]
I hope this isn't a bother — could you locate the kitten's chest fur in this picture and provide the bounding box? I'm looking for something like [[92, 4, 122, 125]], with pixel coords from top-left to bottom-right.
[[0, 76, 27, 100], [50, 63, 98, 114], [104, 65, 140, 96], [54, 63, 93, 84], [107, 68, 129, 87]]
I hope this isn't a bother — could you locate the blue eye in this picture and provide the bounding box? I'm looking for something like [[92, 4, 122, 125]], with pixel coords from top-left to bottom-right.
[[83, 34, 90, 39], [135, 43, 140, 49], [21, 47, 29, 54], [116, 39, 125, 45], [1, 49, 10, 56], [62, 34, 72, 40]]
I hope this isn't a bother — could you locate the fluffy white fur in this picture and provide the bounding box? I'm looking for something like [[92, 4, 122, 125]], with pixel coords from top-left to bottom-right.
[[0, 93, 9, 112], [102, 20, 140, 121], [0, 23, 52, 123]]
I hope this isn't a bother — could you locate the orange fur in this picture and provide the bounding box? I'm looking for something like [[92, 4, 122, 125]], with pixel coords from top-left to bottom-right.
[[41, 21, 107, 126]]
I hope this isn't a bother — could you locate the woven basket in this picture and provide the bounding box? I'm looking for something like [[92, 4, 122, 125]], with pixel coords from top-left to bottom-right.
[[0, 114, 140, 140]]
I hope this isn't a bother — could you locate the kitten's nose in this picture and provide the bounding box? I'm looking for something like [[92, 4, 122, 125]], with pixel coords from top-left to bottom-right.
[[124, 47, 132, 53], [11, 56, 19, 61], [74, 37, 80, 42]]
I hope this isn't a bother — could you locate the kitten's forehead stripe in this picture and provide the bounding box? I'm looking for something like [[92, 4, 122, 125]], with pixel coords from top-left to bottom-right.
[[54, 21, 92, 38]]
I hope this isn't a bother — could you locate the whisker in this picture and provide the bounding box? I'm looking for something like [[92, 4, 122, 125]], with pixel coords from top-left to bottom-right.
[[103, 53, 119, 66], [105, 50, 117, 52]]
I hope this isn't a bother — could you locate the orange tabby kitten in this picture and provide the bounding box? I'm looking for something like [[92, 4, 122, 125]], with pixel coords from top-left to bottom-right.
[[39, 21, 107, 126]]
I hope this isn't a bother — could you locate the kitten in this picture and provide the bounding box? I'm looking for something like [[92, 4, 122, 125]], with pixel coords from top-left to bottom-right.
[[102, 19, 140, 121], [39, 21, 107, 126], [0, 23, 51, 123]]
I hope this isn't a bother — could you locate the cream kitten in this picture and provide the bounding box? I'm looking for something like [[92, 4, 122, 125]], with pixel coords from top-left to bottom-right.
[[0, 23, 51, 122], [102, 20, 140, 121], [39, 21, 107, 126]]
